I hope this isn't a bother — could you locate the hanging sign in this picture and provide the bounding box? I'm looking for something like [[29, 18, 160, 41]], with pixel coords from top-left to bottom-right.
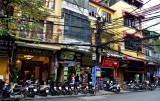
[[92, 66, 96, 85], [64, 67, 68, 76]]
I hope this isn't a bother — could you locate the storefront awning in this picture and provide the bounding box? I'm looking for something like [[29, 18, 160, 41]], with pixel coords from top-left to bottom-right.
[[123, 56, 145, 62], [123, 31, 143, 38], [16, 41, 61, 51]]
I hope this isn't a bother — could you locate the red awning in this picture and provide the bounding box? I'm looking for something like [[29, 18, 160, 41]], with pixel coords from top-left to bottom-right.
[[122, 10, 145, 19], [123, 56, 145, 62], [123, 31, 143, 38]]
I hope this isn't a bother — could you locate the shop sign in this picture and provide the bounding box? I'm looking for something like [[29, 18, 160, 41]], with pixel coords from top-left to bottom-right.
[[64, 71, 68, 75], [0, 39, 14, 57], [0, 39, 13, 48], [95, 65, 101, 77], [0, 50, 8, 56], [64, 67, 68, 76], [16, 47, 54, 56], [64, 67, 68, 71], [76, 67, 80, 72], [58, 51, 82, 61], [96, 71, 101, 77], [92, 66, 96, 85], [102, 57, 119, 68], [82, 53, 95, 66]]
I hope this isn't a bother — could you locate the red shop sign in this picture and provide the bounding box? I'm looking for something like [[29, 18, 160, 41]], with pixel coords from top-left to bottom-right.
[[102, 57, 119, 68]]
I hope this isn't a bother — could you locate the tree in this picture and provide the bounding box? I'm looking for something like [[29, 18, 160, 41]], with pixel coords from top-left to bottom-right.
[[0, 0, 50, 35]]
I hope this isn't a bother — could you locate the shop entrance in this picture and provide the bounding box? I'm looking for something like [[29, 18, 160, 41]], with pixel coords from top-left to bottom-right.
[[101, 68, 114, 81], [123, 71, 143, 82], [16, 54, 50, 83], [21, 60, 43, 82]]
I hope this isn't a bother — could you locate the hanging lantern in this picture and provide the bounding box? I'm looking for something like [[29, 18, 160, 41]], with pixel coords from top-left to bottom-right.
[[132, 0, 134, 3]]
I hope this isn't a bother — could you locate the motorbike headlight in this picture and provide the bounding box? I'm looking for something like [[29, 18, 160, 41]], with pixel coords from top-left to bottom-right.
[[34, 89, 37, 92], [46, 90, 49, 93]]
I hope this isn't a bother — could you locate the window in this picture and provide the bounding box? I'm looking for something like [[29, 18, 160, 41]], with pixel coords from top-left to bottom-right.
[[64, 12, 91, 43], [89, 5, 97, 18], [51, 0, 55, 9], [102, 11, 111, 23], [46, 21, 53, 39], [36, 20, 44, 39], [124, 35, 142, 51], [124, 17, 135, 28], [64, 0, 89, 9], [46, 0, 55, 10]]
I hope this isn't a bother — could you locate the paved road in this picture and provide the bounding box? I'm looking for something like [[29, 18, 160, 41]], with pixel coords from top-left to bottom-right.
[[26, 89, 160, 101]]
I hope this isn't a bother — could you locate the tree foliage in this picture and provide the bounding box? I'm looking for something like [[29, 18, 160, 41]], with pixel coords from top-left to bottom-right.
[[0, 0, 50, 35]]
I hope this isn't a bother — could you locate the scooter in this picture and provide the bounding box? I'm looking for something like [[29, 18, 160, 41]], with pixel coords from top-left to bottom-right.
[[104, 81, 121, 93], [9, 83, 26, 100], [48, 80, 61, 96], [34, 80, 49, 97]]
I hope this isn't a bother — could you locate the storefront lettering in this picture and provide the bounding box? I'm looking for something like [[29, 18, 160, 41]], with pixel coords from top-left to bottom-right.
[[0, 50, 8, 56], [17, 47, 54, 56], [102, 57, 119, 68], [59, 51, 82, 61]]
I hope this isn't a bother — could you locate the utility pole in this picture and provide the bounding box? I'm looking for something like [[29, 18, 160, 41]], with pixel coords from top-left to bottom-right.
[[95, 17, 102, 65], [94, 16, 105, 94]]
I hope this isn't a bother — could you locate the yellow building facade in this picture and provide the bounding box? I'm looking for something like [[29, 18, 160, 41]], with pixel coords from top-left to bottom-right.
[[0, 0, 62, 83], [110, 0, 145, 59], [109, 0, 146, 85]]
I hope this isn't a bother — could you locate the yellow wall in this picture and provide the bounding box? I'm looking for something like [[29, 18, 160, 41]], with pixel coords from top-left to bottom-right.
[[89, 1, 115, 45], [0, 58, 9, 83], [46, 0, 63, 43], [110, 1, 145, 59]]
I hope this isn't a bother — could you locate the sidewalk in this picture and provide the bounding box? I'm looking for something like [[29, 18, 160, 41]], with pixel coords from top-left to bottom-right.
[[25, 90, 131, 100]]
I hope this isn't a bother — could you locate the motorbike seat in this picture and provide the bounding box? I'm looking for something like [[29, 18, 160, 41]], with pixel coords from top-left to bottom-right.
[[13, 88, 22, 92]]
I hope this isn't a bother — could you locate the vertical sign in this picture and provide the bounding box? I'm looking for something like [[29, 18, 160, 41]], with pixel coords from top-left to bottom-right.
[[64, 67, 68, 81], [76, 67, 80, 75], [92, 66, 96, 85]]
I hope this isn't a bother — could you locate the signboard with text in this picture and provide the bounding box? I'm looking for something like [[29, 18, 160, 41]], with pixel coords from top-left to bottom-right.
[[102, 57, 119, 68], [92, 66, 96, 85]]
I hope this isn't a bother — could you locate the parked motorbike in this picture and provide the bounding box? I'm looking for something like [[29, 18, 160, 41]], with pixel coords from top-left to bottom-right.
[[34, 80, 49, 97], [48, 80, 60, 96], [10, 83, 26, 100], [127, 81, 140, 91], [104, 81, 121, 93]]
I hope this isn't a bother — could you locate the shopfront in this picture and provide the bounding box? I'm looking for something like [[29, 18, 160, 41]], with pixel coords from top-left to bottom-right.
[[121, 56, 147, 82], [81, 52, 95, 83], [0, 36, 14, 83], [147, 62, 160, 83], [15, 46, 56, 83], [101, 56, 120, 80], [57, 50, 82, 83]]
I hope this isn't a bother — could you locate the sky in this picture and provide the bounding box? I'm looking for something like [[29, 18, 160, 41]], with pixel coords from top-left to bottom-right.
[[142, 0, 159, 9]]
